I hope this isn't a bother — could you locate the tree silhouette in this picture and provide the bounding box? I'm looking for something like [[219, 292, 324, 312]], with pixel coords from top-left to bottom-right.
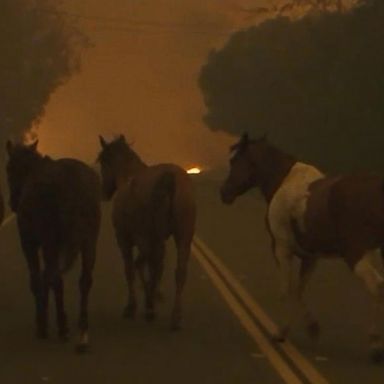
[[237, 0, 363, 23], [0, 0, 87, 145], [199, 0, 384, 172]]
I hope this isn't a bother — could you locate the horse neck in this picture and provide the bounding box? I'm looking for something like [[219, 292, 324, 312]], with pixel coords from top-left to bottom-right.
[[30, 155, 50, 175], [116, 156, 148, 188], [252, 146, 296, 203]]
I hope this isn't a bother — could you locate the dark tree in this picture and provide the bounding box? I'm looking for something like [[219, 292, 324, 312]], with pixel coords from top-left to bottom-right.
[[239, 1, 357, 18], [0, 0, 87, 144], [199, 0, 384, 172]]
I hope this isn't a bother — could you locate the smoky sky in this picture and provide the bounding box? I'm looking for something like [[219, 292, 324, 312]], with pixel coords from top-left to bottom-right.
[[37, 0, 268, 169]]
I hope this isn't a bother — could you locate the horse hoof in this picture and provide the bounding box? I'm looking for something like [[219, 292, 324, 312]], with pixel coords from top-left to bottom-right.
[[307, 321, 320, 341], [76, 343, 90, 354], [370, 347, 384, 364]]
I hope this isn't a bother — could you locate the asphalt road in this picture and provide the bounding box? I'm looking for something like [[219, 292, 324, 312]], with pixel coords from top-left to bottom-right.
[[195, 170, 384, 383], [1, 172, 384, 383], [0, 197, 280, 384]]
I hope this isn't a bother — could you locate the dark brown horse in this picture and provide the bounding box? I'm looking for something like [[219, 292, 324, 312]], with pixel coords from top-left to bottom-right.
[[6, 140, 101, 352], [221, 133, 384, 363], [97, 135, 196, 330]]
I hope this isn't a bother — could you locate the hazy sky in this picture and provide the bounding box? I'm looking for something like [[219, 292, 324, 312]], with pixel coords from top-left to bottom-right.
[[37, 0, 266, 169]]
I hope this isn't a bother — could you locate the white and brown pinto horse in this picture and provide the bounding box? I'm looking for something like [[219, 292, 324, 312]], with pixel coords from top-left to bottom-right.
[[97, 135, 196, 330], [221, 133, 384, 362]]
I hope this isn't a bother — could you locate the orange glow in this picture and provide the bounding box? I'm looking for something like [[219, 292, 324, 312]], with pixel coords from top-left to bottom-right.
[[187, 167, 202, 174]]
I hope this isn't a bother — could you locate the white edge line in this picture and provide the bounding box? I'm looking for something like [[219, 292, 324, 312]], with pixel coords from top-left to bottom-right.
[[192, 242, 303, 384], [193, 236, 329, 384]]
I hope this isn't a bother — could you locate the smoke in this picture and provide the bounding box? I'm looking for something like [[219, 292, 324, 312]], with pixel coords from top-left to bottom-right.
[[35, 0, 264, 170]]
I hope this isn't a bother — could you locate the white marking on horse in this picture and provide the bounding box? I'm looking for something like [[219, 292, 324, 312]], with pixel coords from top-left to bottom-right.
[[267, 162, 324, 338], [354, 250, 384, 296], [354, 251, 384, 345], [268, 162, 324, 250]]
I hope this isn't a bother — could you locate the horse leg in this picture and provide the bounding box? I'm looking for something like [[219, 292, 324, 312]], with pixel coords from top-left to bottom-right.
[[137, 251, 164, 302], [42, 245, 68, 341], [52, 274, 68, 340], [272, 244, 296, 342], [298, 258, 319, 340], [170, 240, 191, 331], [122, 245, 137, 319], [76, 241, 96, 353], [353, 250, 384, 363], [21, 238, 47, 339], [156, 249, 165, 302], [135, 253, 148, 294], [145, 241, 165, 321]]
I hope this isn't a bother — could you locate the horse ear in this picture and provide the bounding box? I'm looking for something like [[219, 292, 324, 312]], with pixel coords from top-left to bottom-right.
[[99, 135, 107, 149], [6, 140, 13, 156], [118, 134, 126, 143], [29, 140, 38, 151]]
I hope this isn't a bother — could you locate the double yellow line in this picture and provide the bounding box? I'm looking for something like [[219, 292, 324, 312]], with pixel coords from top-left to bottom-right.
[[192, 236, 329, 384], [1, 214, 15, 228], [3, 213, 328, 383]]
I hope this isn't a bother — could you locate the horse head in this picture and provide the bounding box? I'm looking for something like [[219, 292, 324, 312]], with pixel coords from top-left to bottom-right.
[[97, 134, 143, 200], [220, 133, 268, 204], [6, 140, 42, 212]]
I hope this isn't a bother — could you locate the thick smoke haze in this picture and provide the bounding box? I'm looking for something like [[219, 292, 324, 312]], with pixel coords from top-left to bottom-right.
[[37, 0, 267, 169], [0, 1, 86, 145]]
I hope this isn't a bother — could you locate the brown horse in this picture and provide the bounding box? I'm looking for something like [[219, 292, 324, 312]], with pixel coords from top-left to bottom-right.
[[6, 140, 101, 353], [97, 135, 196, 330], [221, 133, 384, 363]]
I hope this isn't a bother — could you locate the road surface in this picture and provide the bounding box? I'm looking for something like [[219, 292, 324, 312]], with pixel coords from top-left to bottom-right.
[[0, 171, 383, 383]]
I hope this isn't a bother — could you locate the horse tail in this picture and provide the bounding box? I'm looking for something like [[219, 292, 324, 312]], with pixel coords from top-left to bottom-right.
[[150, 172, 175, 240]]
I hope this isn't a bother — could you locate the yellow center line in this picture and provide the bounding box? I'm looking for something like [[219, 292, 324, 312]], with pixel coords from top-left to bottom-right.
[[1, 214, 15, 229], [192, 242, 303, 384], [193, 236, 329, 384]]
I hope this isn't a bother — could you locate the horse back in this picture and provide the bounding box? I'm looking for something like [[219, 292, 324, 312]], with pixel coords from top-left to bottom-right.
[[18, 158, 101, 248], [113, 163, 195, 243], [302, 173, 384, 254]]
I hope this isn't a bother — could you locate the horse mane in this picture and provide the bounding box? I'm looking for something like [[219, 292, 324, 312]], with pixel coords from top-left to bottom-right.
[[229, 134, 261, 163], [228, 134, 297, 202], [230, 134, 296, 165], [97, 137, 142, 164], [10, 143, 45, 164]]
